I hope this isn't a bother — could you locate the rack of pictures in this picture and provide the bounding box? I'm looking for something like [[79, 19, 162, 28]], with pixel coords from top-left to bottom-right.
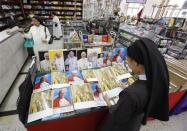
[[39, 48, 127, 73], [27, 47, 132, 123]]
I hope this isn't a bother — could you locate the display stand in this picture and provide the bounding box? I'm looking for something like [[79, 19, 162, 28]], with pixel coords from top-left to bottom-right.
[[82, 31, 116, 50], [63, 25, 83, 49], [26, 108, 108, 131], [19, 89, 187, 131]]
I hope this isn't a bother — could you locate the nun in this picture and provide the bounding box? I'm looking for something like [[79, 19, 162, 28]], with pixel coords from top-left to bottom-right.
[[52, 12, 63, 40], [100, 38, 169, 131]]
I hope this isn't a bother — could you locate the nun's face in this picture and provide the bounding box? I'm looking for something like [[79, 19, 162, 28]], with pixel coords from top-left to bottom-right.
[[126, 55, 145, 74], [32, 18, 40, 26]]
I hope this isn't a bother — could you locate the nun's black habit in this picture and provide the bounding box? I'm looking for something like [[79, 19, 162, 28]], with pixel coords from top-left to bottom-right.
[[101, 38, 169, 131]]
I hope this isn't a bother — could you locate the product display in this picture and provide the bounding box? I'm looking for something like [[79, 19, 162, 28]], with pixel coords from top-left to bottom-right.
[[39, 48, 127, 72], [27, 61, 133, 123], [23, 0, 83, 22]]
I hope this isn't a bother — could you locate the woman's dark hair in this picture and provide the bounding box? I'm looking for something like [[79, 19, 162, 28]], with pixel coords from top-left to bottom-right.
[[40, 77, 45, 83], [32, 16, 45, 26], [127, 38, 169, 125], [51, 12, 56, 16]]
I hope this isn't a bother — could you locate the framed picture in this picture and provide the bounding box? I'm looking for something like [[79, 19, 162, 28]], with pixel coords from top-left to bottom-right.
[[63, 50, 77, 71]]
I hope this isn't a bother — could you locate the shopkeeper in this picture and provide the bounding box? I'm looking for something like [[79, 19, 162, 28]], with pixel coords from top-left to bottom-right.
[[20, 16, 51, 68], [101, 38, 169, 131]]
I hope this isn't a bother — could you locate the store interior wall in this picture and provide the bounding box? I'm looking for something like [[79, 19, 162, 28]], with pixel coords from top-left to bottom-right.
[[142, 0, 162, 17], [83, 0, 187, 19]]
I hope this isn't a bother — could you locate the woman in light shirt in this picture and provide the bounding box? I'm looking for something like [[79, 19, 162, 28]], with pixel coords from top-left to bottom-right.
[[20, 16, 51, 69]]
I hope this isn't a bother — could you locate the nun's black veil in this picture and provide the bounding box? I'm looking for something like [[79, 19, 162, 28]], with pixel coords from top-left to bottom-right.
[[127, 38, 169, 124]]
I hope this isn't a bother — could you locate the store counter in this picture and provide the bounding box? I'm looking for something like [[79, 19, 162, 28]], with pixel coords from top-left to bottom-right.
[[26, 108, 108, 131], [0, 30, 28, 104], [24, 90, 186, 131]]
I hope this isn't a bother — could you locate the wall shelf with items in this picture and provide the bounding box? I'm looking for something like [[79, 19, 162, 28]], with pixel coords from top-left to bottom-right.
[[0, 0, 26, 31], [23, 0, 83, 23]]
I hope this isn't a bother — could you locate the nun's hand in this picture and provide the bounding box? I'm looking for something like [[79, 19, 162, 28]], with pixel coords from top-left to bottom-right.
[[119, 82, 128, 88], [103, 94, 112, 107], [17, 28, 24, 33]]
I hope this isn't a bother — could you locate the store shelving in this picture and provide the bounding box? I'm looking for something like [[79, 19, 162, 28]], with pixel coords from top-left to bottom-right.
[[23, 0, 83, 22], [0, 0, 25, 31]]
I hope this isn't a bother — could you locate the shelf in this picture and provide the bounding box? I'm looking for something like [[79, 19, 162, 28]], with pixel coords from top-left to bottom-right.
[[1, 1, 20, 5], [24, 8, 82, 12], [84, 43, 112, 47], [23, 3, 82, 7], [2, 8, 22, 11], [23, 0, 83, 4], [36, 0, 83, 3], [22, 0, 83, 22], [41, 17, 82, 20], [34, 13, 82, 16]]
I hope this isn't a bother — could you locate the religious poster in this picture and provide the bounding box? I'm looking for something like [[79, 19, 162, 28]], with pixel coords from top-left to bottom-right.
[[71, 83, 97, 110], [81, 69, 98, 82], [34, 73, 52, 93], [39, 51, 50, 72], [97, 53, 105, 68], [27, 90, 53, 123], [53, 86, 74, 114], [87, 48, 102, 68], [103, 51, 113, 66], [66, 70, 84, 85], [94, 67, 123, 98], [51, 72, 69, 88], [63, 50, 77, 71], [112, 48, 127, 64], [110, 63, 131, 81], [77, 49, 89, 70], [49, 49, 65, 72], [90, 83, 106, 106]]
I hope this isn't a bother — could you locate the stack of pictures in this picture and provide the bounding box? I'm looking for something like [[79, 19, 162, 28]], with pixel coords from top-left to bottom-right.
[[94, 67, 123, 98], [81, 69, 98, 82], [110, 63, 132, 81], [71, 83, 97, 110], [28, 90, 53, 123], [51, 72, 69, 88], [28, 47, 133, 123]]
